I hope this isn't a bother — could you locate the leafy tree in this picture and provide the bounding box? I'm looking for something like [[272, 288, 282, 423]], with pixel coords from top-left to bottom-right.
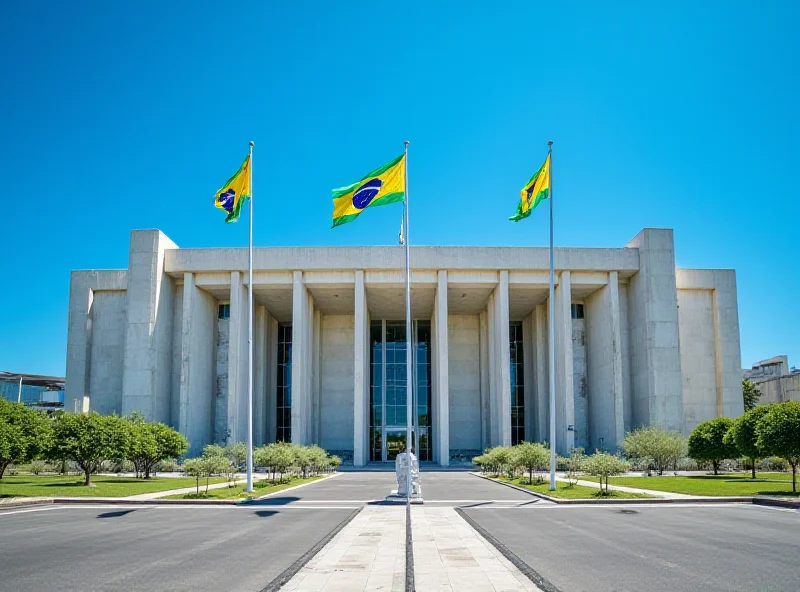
[[294, 446, 314, 478], [202, 444, 235, 485], [756, 401, 800, 492], [225, 442, 248, 471], [254, 442, 295, 482], [181, 455, 229, 495], [49, 412, 129, 486], [688, 417, 738, 475], [724, 405, 772, 478], [328, 455, 342, 472], [742, 379, 761, 412], [565, 447, 585, 486], [0, 400, 51, 479], [582, 451, 630, 494], [182, 457, 205, 495], [306, 445, 329, 476], [511, 442, 549, 484], [126, 416, 188, 478], [486, 446, 514, 477], [622, 426, 686, 475]]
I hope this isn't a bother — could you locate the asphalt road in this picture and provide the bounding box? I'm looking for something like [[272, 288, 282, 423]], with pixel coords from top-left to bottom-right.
[[0, 504, 356, 592], [462, 504, 800, 592], [421, 472, 534, 501]]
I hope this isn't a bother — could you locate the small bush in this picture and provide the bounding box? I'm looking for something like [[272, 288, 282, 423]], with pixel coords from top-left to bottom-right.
[[759, 456, 789, 472]]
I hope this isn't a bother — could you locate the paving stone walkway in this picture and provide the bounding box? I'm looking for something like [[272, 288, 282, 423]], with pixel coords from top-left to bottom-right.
[[558, 477, 694, 499], [412, 506, 539, 592], [280, 505, 406, 591]]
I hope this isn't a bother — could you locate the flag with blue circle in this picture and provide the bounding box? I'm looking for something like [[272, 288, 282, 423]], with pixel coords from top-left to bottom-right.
[[214, 155, 251, 223], [331, 154, 405, 228]]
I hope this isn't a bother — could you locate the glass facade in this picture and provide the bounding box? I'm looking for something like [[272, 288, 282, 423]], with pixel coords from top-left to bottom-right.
[[276, 323, 292, 442], [509, 321, 525, 445], [369, 320, 432, 462]]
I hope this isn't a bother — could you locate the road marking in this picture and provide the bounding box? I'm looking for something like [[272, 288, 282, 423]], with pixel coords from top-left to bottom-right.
[[0, 506, 62, 517]]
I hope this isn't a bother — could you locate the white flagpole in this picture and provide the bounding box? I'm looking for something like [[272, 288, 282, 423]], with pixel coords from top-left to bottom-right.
[[547, 140, 557, 491], [403, 140, 413, 505], [246, 140, 255, 493]]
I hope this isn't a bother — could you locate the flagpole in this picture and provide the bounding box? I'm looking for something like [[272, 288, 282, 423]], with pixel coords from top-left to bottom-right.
[[547, 140, 556, 491], [403, 140, 413, 506], [246, 140, 255, 493]]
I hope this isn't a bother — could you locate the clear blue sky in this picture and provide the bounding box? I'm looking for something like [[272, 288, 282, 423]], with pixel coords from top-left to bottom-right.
[[0, 1, 797, 376]]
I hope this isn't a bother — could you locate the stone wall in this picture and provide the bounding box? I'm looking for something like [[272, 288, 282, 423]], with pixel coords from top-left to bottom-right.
[[87, 290, 127, 415], [757, 374, 800, 405]]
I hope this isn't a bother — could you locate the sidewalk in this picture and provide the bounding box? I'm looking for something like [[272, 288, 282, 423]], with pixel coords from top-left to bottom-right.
[[280, 505, 406, 592], [412, 506, 539, 591], [124, 475, 268, 500], [556, 477, 694, 499]]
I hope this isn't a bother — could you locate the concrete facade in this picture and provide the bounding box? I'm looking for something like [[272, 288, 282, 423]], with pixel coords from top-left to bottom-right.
[[65, 228, 744, 464]]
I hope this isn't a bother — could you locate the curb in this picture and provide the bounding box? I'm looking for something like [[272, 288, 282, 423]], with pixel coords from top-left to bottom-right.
[[455, 507, 562, 592], [469, 473, 794, 506], [259, 507, 362, 592], [0, 498, 54, 509]]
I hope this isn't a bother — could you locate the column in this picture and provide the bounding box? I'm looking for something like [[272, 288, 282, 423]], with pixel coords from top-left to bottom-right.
[[494, 270, 511, 447], [712, 271, 744, 418], [312, 308, 322, 444], [523, 312, 534, 442], [65, 272, 93, 414], [353, 270, 369, 466], [554, 270, 574, 453], [291, 271, 310, 445], [254, 305, 267, 446], [487, 292, 497, 445], [625, 229, 683, 431], [479, 310, 489, 450], [227, 271, 247, 444], [434, 270, 450, 465], [267, 314, 279, 444], [121, 229, 177, 423], [534, 303, 548, 445]]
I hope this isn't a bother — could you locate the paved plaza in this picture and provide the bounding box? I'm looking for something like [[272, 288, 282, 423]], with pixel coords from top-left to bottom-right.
[[1, 472, 798, 591]]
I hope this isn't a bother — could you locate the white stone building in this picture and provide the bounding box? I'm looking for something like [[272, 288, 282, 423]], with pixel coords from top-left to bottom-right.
[[65, 227, 743, 463]]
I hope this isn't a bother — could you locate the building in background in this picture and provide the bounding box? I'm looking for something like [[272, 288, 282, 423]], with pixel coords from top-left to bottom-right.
[[0, 372, 65, 411], [64, 228, 743, 462], [744, 356, 800, 405]]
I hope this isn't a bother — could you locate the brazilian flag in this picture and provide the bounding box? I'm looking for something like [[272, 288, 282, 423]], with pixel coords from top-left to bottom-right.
[[331, 154, 405, 228], [510, 153, 551, 222], [214, 155, 251, 223]]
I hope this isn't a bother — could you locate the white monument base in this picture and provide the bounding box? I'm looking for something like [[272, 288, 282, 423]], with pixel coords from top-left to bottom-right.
[[385, 488, 424, 504]]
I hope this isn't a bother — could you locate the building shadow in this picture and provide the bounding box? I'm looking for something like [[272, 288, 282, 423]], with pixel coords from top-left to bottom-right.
[[244, 496, 300, 506]]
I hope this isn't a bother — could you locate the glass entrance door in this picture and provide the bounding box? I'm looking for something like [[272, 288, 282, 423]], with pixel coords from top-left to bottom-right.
[[385, 429, 407, 461]]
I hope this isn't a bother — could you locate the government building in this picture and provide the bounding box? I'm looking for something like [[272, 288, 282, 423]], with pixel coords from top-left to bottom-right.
[[65, 228, 744, 463]]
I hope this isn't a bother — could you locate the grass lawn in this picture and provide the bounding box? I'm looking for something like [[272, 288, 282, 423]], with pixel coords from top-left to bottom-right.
[[167, 475, 327, 500], [0, 475, 228, 498], [493, 476, 653, 499], [580, 473, 799, 497]]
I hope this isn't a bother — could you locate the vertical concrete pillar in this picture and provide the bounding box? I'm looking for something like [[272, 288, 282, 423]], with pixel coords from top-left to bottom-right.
[[312, 308, 322, 444], [495, 270, 512, 447], [626, 229, 683, 431], [254, 305, 267, 446], [122, 230, 177, 423], [267, 314, 279, 444], [534, 304, 549, 444], [353, 270, 369, 466], [523, 312, 534, 442], [178, 272, 194, 440], [291, 271, 310, 445], [479, 311, 489, 450], [554, 270, 574, 453], [65, 272, 93, 414], [434, 270, 450, 465], [585, 272, 625, 452], [487, 292, 497, 445], [712, 271, 744, 418], [227, 271, 245, 444]]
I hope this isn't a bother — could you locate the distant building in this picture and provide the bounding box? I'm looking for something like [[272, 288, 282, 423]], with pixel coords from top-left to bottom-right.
[[65, 228, 744, 461], [0, 372, 65, 410], [743, 356, 792, 383], [743, 356, 800, 405]]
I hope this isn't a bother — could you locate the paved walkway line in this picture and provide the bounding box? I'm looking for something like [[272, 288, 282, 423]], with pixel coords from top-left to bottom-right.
[[559, 477, 694, 499], [279, 505, 406, 592], [123, 476, 267, 500], [412, 506, 540, 591]]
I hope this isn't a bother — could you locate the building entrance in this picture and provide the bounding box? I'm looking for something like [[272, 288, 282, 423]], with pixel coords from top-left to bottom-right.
[[369, 320, 432, 462]]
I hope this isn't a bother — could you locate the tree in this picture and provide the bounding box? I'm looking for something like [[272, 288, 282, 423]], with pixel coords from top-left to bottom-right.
[[487, 446, 514, 477], [328, 455, 342, 472], [688, 417, 738, 475], [202, 444, 235, 485], [182, 457, 205, 495], [254, 442, 295, 482], [565, 447, 585, 486], [294, 445, 314, 479], [622, 426, 686, 475], [511, 442, 549, 484], [742, 379, 761, 412], [0, 400, 51, 479], [126, 416, 188, 478], [49, 412, 129, 486], [724, 405, 772, 478], [582, 452, 630, 494], [756, 401, 800, 492], [307, 445, 329, 476]]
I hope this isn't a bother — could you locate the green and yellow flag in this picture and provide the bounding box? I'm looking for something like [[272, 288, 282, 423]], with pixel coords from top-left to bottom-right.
[[332, 154, 405, 228], [510, 153, 550, 222], [214, 155, 251, 223]]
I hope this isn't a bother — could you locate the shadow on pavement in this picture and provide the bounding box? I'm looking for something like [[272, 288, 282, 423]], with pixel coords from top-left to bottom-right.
[[96, 510, 136, 519]]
